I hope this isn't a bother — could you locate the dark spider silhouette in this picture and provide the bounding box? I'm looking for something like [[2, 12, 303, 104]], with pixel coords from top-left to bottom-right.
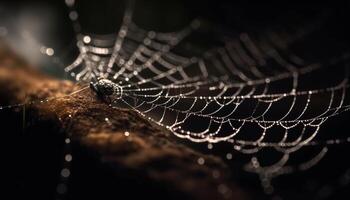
[[90, 77, 123, 103]]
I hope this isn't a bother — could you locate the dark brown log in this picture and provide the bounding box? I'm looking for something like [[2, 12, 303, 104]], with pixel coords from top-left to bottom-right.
[[0, 42, 249, 200]]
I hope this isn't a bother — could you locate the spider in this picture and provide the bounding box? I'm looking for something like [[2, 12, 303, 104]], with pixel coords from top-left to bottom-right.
[[90, 77, 123, 103]]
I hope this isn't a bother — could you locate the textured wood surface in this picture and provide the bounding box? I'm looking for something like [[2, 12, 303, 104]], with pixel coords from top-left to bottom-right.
[[0, 42, 249, 200]]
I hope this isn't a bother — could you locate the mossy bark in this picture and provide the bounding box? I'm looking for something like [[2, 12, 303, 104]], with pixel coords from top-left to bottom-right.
[[0, 42, 248, 200]]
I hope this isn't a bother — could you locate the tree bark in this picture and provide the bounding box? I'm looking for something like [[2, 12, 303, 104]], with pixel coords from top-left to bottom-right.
[[0, 42, 249, 200]]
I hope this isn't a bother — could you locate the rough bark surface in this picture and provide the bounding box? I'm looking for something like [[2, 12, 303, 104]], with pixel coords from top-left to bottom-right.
[[0, 42, 249, 200]]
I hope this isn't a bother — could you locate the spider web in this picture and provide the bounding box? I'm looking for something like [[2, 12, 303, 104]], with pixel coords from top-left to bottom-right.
[[61, 1, 350, 191], [62, 0, 350, 192], [1, 0, 350, 195]]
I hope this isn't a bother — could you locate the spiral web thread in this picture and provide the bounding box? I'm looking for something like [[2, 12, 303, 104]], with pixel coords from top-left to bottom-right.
[[60, 0, 350, 187]]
